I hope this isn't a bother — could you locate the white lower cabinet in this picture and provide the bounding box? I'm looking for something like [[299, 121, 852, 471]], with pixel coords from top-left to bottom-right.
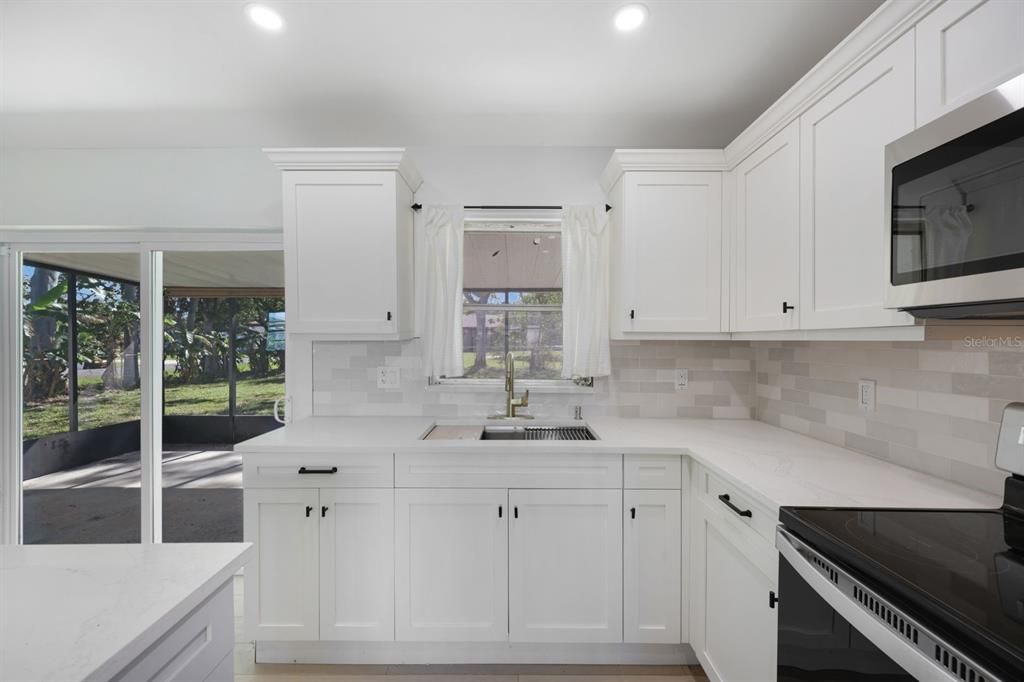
[[691, 501, 778, 682], [395, 488, 509, 642], [624, 489, 682, 644], [319, 488, 394, 641], [244, 487, 395, 642], [509, 489, 623, 643], [244, 488, 320, 641]]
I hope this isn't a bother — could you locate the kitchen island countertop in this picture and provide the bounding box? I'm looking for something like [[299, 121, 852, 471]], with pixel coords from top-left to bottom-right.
[[0, 542, 252, 682]]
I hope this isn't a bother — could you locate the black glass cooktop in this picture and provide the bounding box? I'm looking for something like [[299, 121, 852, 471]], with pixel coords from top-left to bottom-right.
[[780, 505, 1024, 679]]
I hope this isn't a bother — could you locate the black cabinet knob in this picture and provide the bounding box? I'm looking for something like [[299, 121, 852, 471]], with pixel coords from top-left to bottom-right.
[[305, 505, 313, 517], [769, 590, 780, 608], [321, 506, 328, 518], [630, 507, 636, 519], [782, 301, 795, 313]]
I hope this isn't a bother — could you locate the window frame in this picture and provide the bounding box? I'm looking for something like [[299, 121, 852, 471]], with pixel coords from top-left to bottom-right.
[[432, 216, 591, 389]]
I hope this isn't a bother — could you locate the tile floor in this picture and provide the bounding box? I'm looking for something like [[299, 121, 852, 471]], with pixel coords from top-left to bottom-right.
[[232, 578, 709, 681]]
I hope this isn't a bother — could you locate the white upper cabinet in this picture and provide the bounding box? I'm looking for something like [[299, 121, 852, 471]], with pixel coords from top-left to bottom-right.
[[798, 32, 917, 330], [604, 151, 726, 338], [916, 0, 1024, 126], [732, 120, 801, 332], [266, 148, 420, 339]]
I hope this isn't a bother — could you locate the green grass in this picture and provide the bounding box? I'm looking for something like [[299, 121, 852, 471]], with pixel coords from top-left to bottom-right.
[[461, 351, 562, 380], [23, 374, 285, 441]]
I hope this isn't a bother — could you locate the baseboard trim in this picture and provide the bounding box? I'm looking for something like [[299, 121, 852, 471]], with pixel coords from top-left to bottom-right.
[[256, 641, 696, 666]]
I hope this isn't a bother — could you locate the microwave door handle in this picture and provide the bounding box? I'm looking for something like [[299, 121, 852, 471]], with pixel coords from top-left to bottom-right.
[[776, 529, 994, 682]]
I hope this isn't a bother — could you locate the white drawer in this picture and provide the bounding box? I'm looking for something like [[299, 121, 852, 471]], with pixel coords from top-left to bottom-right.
[[624, 454, 682, 489], [695, 496, 779, 584], [244, 452, 393, 488], [395, 451, 622, 488], [112, 579, 234, 682], [695, 465, 776, 545]]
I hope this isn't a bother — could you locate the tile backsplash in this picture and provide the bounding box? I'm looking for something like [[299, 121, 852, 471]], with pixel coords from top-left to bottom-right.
[[313, 339, 755, 420], [312, 327, 1022, 495], [754, 327, 1024, 496]]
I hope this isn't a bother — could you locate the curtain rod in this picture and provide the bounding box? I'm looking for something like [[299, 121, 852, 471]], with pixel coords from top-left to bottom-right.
[[411, 203, 612, 212]]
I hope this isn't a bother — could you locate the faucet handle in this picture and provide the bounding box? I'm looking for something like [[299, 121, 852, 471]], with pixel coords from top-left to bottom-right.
[[520, 389, 529, 407]]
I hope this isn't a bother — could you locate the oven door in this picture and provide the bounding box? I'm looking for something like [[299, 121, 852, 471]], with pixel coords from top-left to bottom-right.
[[776, 528, 1000, 682]]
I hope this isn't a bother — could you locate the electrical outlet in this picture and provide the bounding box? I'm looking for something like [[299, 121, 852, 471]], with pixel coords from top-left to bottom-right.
[[377, 366, 401, 390], [675, 369, 689, 391], [858, 379, 876, 412]]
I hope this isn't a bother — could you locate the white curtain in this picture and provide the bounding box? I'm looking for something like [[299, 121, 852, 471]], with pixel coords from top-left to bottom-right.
[[561, 205, 611, 378], [421, 205, 464, 378]]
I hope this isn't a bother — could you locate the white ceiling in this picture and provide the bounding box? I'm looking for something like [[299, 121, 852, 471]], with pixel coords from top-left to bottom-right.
[[0, 0, 883, 148]]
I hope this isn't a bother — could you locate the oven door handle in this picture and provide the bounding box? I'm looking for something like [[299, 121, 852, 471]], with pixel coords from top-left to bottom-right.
[[776, 528, 999, 682]]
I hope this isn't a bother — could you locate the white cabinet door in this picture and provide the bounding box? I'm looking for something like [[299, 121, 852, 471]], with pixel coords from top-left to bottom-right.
[[916, 0, 1024, 125], [692, 507, 777, 682], [624, 489, 682, 644], [319, 488, 394, 641], [395, 489, 508, 642], [509, 489, 622, 643], [799, 32, 917, 330], [243, 488, 319, 641], [283, 170, 399, 336], [733, 121, 801, 332], [621, 172, 723, 333]]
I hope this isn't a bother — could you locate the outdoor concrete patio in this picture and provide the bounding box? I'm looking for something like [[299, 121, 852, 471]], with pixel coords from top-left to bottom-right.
[[23, 445, 242, 544]]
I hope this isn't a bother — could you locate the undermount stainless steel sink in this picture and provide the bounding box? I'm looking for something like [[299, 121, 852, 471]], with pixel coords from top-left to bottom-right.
[[479, 425, 596, 441], [420, 424, 597, 441]]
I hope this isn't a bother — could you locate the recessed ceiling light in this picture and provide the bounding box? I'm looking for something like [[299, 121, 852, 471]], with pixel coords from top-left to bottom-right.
[[245, 4, 284, 32], [614, 3, 648, 32]]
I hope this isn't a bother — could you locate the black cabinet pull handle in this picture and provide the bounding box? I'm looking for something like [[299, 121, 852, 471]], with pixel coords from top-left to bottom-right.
[[629, 309, 636, 320], [386, 311, 392, 321], [769, 590, 780, 609], [630, 507, 636, 519], [321, 505, 328, 518], [718, 493, 752, 518], [298, 466, 338, 474], [782, 301, 795, 313], [305, 505, 313, 517], [498, 505, 503, 518], [514, 506, 518, 519]]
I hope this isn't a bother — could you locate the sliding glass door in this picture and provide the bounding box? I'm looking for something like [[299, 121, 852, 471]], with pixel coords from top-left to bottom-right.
[[21, 252, 143, 543], [2, 241, 284, 545]]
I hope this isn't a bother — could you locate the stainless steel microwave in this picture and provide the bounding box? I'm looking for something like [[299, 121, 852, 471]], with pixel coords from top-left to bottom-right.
[[885, 73, 1024, 319]]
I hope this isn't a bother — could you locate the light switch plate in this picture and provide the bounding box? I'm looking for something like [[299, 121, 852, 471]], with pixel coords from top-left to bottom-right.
[[377, 366, 401, 390], [857, 379, 876, 412], [676, 369, 689, 391]]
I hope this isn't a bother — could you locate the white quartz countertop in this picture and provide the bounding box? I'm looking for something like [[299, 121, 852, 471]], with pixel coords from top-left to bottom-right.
[[0, 542, 252, 682], [238, 416, 1001, 512]]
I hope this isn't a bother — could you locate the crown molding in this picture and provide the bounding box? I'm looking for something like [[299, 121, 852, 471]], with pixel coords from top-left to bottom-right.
[[723, 0, 936, 168], [262, 147, 423, 191], [599, 148, 729, 190]]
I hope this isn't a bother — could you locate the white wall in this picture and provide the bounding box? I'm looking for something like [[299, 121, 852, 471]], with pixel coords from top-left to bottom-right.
[[0, 148, 281, 228], [0, 146, 612, 227]]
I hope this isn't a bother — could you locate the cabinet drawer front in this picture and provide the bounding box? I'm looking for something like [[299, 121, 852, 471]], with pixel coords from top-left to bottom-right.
[[695, 466, 776, 546], [244, 453, 393, 488], [395, 452, 622, 488], [112, 580, 233, 682], [624, 454, 682, 489]]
